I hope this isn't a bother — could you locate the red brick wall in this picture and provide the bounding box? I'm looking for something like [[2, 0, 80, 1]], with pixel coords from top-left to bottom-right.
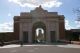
[[59, 17, 65, 40], [14, 16, 20, 40], [14, 22, 19, 40]]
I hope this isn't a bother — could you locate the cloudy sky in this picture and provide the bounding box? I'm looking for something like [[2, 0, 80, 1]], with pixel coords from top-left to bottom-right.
[[0, 0, 80, 32]]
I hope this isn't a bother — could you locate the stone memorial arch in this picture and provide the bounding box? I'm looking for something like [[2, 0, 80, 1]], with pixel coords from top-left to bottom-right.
[[14, 6, 65, 44]]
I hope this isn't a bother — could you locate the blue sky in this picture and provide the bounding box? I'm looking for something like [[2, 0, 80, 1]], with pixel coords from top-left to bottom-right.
[[0, 0, 80, 32]]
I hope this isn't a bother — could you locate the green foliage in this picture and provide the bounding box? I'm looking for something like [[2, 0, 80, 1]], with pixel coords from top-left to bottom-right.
[[0, 33, 13, 42]]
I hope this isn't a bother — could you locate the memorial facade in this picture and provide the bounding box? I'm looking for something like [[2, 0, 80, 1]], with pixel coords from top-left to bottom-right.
[[14, 6, 65, 43]]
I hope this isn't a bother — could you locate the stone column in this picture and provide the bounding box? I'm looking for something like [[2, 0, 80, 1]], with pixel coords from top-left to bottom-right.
[[48, 31, 51, 43], [19, 23, 23, 42], [28, 24, 32, 44], [56, 22, 59, 41], [46, 28, 51, 44], [28, 30, 32, 44]]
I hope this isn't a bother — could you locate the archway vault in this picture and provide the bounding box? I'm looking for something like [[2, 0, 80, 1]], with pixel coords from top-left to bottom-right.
[[32, 22, 46, 43]]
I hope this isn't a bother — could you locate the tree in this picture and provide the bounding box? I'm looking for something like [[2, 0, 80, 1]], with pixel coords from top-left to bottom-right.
[[73, 7, 80, 21]]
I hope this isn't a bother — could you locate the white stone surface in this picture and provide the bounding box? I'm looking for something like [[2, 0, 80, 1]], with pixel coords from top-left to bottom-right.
[[56, 44, 80, 48], [0, 44, 80, 49]]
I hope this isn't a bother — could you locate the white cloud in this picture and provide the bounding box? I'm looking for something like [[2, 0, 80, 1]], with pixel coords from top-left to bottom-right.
[[8, 0, 62, 8], [75, 21, 80, 28], [42, 0, 62, 8], [65, 20, 73, 30], [0, 22, 13, 32], [65, 20, 80, 30]]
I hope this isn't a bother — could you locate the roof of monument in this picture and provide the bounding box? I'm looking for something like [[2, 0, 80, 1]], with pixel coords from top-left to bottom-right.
[[14, 5, 65, 19], [20, 5, 59, 16]]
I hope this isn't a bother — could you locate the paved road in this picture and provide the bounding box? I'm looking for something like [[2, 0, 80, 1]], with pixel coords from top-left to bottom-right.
[[0, 45, 80, 53]]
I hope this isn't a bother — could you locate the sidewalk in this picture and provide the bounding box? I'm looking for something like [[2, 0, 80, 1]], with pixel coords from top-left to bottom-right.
[[0, 44, 80, 49], [56, 44, 80, 48]]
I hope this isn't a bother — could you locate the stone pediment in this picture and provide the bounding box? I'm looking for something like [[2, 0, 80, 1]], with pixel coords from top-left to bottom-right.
[[30, 5, 48, 14], [30, 5, 48, 18]]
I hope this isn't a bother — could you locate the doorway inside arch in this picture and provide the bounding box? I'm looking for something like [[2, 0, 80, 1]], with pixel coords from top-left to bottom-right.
[[32, 22, 46, 43], [35, 28, 45, 43]]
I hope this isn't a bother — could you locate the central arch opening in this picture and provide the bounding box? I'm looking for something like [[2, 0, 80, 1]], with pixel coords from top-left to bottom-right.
[[32, 22, 46, 43]]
